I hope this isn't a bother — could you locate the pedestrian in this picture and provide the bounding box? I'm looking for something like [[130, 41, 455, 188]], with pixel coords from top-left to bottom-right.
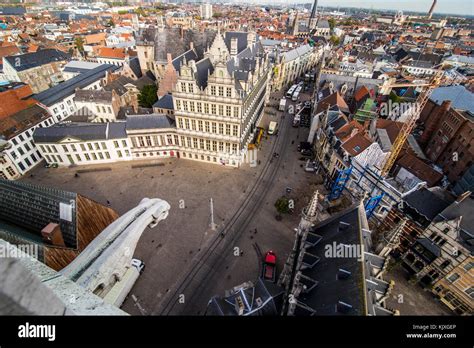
[[107, 200, 110, 206]]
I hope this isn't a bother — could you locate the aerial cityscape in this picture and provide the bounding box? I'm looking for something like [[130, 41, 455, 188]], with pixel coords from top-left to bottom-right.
[[0, 0, 472, 338]]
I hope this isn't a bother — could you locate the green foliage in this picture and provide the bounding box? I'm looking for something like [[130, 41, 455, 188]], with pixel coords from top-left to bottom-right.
[[275, 197, 290, 215], [134, 7, 147, 17], [329, 35, 341, 46], [138, 84, 158, 108], [328, 17, 336, 30], [74, 37, 84, 53]]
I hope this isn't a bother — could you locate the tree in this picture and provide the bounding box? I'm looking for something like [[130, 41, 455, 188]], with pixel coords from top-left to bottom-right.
[[138, 84, 158, 108], [275, 197, 290, 215], [328, 17, 336, 30], [75, 37, 84, 53], [329, 35, 341, 46]]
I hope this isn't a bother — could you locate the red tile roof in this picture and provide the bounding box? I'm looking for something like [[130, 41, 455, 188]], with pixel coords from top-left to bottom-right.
[[341, 133, 373, 157], [98, 47, 126, 59]]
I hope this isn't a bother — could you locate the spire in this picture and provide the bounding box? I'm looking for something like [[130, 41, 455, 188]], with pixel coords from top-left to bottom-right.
[[309, 0, 319, 29], [378, 217, 408, 257], [310, 0, 319, 20], [306, 190, 319, 219]]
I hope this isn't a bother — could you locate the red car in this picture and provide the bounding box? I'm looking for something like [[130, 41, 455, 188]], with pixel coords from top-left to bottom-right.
[[262, 251, 277, 282]]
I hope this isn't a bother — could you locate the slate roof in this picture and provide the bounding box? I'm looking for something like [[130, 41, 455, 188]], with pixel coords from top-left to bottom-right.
[[403, 187, 456, 221], [224, 31, 249, 54], [431, 85, 474, 113], [34, 64, 118, 106], [0, 7, 26, 15], [225, 41, 266, 90], [0, 179, 77, 249], [125, 114, 175, 130], [194, 57, 214, 89], [74, 89, 113, 103], [4, 49, 70, 72], [206, 278, 284, 316], [290, 205, 365, 315], [103, 76, 134, 96], [435, 193, 474, 255], [444, 54, 474, 65], [128, 56, 142, 78], [33, 122, 127, 143], [153, 94, 173, 110], [282, 44, 312, 62], [138, 27, 216, 62], [172, 49, 198, 71]]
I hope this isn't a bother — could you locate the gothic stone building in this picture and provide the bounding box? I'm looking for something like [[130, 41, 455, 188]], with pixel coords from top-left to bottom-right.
[[172, 30, 270, 167]]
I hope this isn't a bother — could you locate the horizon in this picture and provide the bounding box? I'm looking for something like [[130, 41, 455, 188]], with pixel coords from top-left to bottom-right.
[[247, 0, 473, 17]]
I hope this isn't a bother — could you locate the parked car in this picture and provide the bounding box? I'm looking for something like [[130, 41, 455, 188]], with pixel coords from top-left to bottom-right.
[[262, 251, 277, 282], [131, 258, 145, 273]]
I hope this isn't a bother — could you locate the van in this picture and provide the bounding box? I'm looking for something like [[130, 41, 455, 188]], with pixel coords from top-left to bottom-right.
[[268, 121, 278, 135]]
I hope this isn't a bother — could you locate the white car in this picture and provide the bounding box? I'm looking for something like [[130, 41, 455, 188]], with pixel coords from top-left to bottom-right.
[[131, 258, 145, 273]]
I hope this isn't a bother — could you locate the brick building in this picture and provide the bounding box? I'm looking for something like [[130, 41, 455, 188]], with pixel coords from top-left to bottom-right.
[[418, 99, 474, 186]]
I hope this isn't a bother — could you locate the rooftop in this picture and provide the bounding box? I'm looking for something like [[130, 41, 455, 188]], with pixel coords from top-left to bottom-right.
[[0, 104, 51, 140], [4, 49, 70, 72], [431, 85, 474, 113], [34, 64, 118, 106], [125, 114, 175, 131], [33, 122, 127, 143]]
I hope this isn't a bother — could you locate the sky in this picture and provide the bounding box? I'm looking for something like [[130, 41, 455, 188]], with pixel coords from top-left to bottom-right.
[[263, 0, 473, 16]]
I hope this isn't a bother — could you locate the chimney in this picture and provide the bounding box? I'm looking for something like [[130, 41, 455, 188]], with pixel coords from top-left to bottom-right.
[[189, 60, 197, 73], [189, 42, 194, 51], [441, 100, 452, 112], [41, 222, 66, 247], [230, 37, 238, 56], [167, 53, 172, 65]]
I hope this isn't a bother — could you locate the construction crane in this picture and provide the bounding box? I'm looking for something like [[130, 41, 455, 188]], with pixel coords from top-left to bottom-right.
[[380, 70, 444, 177]]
